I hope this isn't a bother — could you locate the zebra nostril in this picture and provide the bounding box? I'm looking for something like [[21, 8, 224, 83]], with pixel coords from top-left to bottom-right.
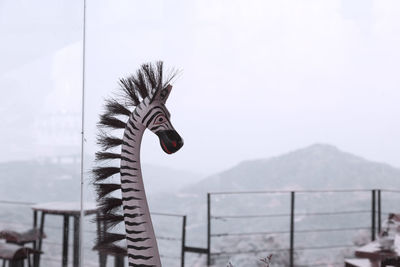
[[171, 141, 177, 147]]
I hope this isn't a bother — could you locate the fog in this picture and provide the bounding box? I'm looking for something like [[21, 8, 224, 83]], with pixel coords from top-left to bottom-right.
[[1, 0, 399, 176]]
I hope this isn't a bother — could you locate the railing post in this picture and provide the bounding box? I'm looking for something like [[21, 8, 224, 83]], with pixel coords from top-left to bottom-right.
[[33, 210, 37, 229], [73, 215, 80, 267], [33, 211, 37, 251], [181, 215, 187, 267], [378, 190, 381, 235], [371, 190, 376, 241], [35, 212, 45, 267], [62, 215, 69, 267], [290, 191, 295, 267], [207, 193, 211, 266]]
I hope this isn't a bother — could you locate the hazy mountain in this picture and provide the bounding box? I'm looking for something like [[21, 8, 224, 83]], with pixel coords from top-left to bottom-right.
[[182, 144, 400, 194], [151, 144, 400, 266], [0, 158, 201, 204], [141, 163, 202, 195], [0, 158, 201, 266], [0, 159, 82, 203], [2, 144, 399, 266]]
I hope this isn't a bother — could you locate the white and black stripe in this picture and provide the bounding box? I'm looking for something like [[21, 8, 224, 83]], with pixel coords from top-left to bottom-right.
[[120, 101, 176, 267], [93, 62, 180, 267]]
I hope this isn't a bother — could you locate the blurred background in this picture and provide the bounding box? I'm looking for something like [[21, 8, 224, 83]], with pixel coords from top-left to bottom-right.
[[0, 0, 399, 266]]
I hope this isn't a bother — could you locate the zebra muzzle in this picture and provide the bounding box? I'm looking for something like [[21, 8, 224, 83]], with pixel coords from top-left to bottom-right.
[[156, 130, 184, 154]]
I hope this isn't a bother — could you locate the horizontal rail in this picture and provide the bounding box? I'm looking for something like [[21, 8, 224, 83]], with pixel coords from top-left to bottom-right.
[[212, 247, 289, 256], [210, 189, 378, 195], [294, 226, 370, 234], [81, 228, 182, 242], [295, 210, 371, 216], [212, 244, 356, 256], [159, 254, 181, 259], [0, 221, 32, 227], [0, 220, 87, 231], [184, 246, 209, 254], [212, 230, 291, 237], [212, 210, 371, 219], [212, 226, 369, 237], [151, 212, 186, 217], [0, 200, 35, 205], [0, 200, 186, 217], [295, 244, 356, 250], [213, 213, 290, 219], [380, 189, 400, 193], [157, 236, 182, 241], [296, 263, 343, 267]]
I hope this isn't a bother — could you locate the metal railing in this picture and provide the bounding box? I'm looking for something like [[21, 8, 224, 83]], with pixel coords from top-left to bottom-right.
[[2, 189, 400, 266], [0, 200, 187, 267], [198, 189, 400, 266], [151, 212, 187, 267]]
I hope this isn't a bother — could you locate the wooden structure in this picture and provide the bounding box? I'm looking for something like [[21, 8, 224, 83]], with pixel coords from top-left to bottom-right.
[[0, 226, 44, 267], [31, 201, 97, 267], [0, 243, 39, 267], [354, 240, 400, 267]]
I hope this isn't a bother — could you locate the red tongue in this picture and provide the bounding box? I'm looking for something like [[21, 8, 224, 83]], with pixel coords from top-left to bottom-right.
[[161, 141, 172, 154]]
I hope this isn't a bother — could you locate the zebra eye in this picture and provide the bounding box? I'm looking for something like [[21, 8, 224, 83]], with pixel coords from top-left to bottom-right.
[[154, 115, 166, 125]]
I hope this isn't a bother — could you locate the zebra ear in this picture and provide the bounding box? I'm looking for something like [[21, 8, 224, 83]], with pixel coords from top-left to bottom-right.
[[150, 84, 172, 104]]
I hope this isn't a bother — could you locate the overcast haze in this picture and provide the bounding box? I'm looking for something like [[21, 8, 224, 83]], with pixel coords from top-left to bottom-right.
[[1, 0, 399, 176]]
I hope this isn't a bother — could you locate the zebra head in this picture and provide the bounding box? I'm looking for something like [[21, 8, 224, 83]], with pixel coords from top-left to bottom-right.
[[140, 84, 184, 154]]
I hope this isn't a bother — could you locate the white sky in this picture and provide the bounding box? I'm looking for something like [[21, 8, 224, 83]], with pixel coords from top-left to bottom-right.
[[0, 0, 399, 176]]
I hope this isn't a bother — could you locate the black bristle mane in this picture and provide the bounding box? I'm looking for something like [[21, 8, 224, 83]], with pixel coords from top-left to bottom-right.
[[118, 78, 140, 106], [93, 167, 120, 182], [96, 212, 124, 230], [142, 62, 160, 90], [97, 132, 123, 150], [98, 114, 126, 130], [95, 183, 121, 199], [105, 99, 131, 117], [118, 61, 177, 107], [96, 232, 126, 247], [95, 152, 121, 162], [98, 197, 123, 214], [93, 61, 178, 254]]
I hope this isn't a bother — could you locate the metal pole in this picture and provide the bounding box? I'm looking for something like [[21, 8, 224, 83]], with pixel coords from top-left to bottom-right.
[[181, 216, 187, 267], [378, 190, 381, 234], [33, 211, 37, 251], [79, 0, 87, 266], [290, 192, 295, 267], [371, 190, 376, 241], [73, 215, 80, 267], [62, 215, 70, 267], [33, 211, 37, 229], [35, 212, 45, 267], [207, 193, 211, 266]]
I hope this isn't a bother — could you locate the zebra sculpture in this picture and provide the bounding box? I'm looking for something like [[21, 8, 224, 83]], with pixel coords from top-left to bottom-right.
[[93, 61, 183, 266]]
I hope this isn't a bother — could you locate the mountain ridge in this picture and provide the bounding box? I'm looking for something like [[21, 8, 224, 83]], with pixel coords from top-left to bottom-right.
[[181, 143, 400, 194]]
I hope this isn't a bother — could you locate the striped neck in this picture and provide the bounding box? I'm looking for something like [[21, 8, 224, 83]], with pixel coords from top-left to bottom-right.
[[120, 111, 162, 267]]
